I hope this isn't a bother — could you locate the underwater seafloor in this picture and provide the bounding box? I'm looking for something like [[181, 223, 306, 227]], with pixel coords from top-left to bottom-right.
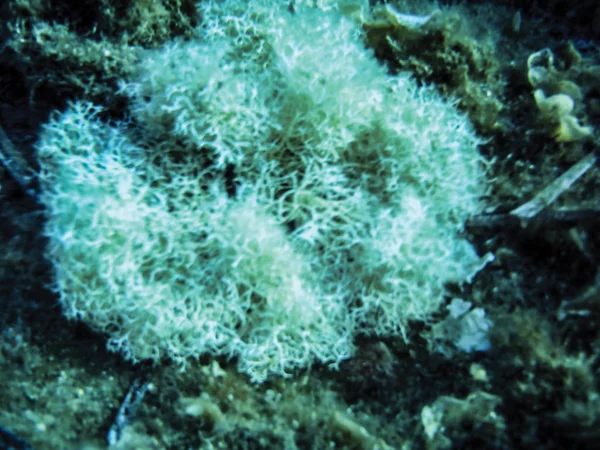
[[1, 0, 600, 449]]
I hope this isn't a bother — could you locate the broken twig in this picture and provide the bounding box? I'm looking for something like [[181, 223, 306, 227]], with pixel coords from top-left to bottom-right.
[[0, 122, 38, 198], [510, 152, 597, 220], [468, 151, 598, 229], [107, 373, 152, 446]]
